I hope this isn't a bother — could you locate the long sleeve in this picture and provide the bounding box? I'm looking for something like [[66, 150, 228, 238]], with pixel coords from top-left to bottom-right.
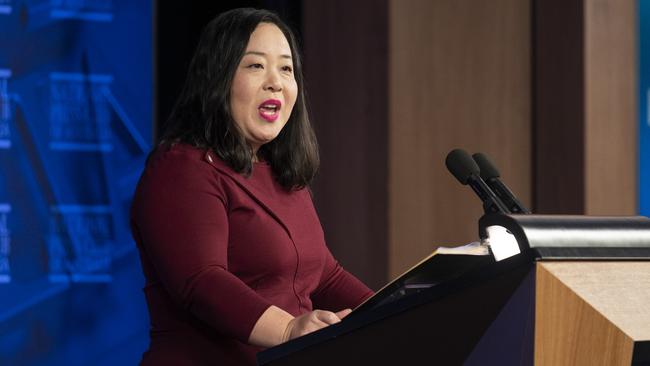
[[310, 246, 374, 311], [131, 150, 272, 342]]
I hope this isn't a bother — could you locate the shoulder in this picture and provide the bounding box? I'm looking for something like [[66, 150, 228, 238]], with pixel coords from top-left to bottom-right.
[[131, 144, 232, 226], [147, 143, 210, 172], [144, 143, 238, 180], [136, 143, 235, 202]]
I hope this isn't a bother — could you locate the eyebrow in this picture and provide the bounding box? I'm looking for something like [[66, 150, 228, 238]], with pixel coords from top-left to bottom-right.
[[244, 51, 292, 59]]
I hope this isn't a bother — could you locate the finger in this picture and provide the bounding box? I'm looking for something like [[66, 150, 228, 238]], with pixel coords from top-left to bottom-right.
[[335, 308, 352, 319], [300, 321, 327, 337], [314, 310, 341, 325], [308, 312, 331, 327], [306, 318, 328, 331], [309, 320, 329, 332]]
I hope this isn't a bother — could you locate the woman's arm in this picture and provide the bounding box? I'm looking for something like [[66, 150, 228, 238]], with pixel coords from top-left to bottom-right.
[[133, 151, 273, 343], [311, 247, 375, 312]]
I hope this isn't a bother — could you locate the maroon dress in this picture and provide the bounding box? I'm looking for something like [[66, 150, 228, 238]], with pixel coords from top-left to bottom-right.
[[130, 144, 373, 365]]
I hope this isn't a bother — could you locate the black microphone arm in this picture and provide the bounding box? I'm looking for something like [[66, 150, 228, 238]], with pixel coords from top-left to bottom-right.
[[472, 152, 531, 214], [445, 149, 511, 215]]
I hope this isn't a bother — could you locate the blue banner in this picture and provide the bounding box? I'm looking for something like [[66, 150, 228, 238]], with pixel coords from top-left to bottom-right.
[[641, 0, 650, 215], [0, 0, 151, 364]]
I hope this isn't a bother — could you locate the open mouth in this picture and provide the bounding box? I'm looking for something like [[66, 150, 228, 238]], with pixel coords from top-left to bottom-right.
[[258, 99, 282, 122]]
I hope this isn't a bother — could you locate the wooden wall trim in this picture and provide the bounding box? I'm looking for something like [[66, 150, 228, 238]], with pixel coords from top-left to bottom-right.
[[303, 0, 389, 289], [533, 0, 585, 214]]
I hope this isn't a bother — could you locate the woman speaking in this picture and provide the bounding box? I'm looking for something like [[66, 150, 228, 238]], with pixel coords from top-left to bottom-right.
[[130, 8, 373, 365]]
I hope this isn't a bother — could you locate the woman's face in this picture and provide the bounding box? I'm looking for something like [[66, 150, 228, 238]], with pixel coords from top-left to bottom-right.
[[230, 22, 298, 153]]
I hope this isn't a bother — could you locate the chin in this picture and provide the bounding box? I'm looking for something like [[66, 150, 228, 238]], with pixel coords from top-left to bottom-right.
[[253, 133, 280, 145]]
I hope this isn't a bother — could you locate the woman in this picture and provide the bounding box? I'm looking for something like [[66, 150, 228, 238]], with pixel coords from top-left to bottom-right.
[[130, 8, 374, 365]]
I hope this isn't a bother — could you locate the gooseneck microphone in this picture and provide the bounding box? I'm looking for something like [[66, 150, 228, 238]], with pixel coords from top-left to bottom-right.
[[472, 153, 531, 214], [445, 149, 510, 214]]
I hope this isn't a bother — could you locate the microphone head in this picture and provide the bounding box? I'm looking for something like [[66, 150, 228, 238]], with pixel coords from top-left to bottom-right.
[[472, 153, 501, 180], [446, 149, 480, 185]]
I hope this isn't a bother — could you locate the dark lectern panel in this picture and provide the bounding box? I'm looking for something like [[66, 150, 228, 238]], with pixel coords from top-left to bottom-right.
[[632, 341, 650, 365], [464, 268, 535, 366], [259, 257, 533, 365]]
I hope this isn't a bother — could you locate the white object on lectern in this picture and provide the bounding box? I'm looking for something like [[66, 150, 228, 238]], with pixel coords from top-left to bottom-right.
[[484, 225, 520, 261]]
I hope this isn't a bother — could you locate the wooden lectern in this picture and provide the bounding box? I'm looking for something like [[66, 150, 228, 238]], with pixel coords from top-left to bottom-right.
[[536, 261, 650, 365], [257, 215, 650, 365]]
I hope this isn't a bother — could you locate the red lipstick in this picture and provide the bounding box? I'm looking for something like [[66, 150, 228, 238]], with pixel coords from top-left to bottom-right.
[[258, 99, 282, 122]]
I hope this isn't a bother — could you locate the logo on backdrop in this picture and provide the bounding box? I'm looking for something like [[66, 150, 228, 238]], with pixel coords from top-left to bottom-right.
[[49, 72, 113, 152], [0, 0, 10, 15], [0, 69, 10, 149], [0, 203, 10, 283], [50, 0, 113, 22], [48, 204, 113, 282]]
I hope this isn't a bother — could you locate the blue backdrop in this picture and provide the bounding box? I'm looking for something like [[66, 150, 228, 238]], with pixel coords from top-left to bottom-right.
[[640, 0, 650, 216], [0, 1, 151, 364]]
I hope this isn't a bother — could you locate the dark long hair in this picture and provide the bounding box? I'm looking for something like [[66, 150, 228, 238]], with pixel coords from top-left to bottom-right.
[[160, 8, 318, 190]]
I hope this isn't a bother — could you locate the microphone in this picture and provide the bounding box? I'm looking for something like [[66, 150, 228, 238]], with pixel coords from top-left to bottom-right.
[[472, 153, 531, 214], [445, 149, 511, 214]]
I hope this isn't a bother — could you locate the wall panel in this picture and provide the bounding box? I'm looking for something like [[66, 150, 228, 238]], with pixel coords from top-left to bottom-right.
[[584, 0, 637, 215], [389, 0, 531, 276]]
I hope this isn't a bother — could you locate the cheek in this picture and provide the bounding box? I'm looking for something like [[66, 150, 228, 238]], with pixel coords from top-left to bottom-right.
[[230, 77, 253, 118], [285, 82, 299, 113]]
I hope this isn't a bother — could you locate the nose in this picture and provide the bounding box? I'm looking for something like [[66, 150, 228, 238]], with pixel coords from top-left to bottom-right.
[[263, 70, 282, 92]]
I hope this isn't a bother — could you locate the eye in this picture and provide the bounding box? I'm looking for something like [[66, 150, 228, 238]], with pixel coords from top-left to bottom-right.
[[282, 65, 293, 73], [247, 63, 264, 69]]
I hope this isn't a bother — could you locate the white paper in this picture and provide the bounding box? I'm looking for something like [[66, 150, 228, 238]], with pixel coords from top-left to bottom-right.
[[436, 241, 489, 256]]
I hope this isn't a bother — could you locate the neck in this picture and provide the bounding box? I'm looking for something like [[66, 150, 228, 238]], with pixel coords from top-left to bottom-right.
[[250, 143, 261, 163]]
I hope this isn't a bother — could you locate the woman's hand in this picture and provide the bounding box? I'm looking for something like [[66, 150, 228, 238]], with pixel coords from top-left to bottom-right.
[[282, 308, 352, 342], [249, 306, 352, 348]]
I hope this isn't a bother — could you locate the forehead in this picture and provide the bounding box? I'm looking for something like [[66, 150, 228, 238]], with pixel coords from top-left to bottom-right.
[[245, 22, 292, 56]]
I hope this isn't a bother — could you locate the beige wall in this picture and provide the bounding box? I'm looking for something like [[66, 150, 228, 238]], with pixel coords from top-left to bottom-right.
[[389, 0, 532, 277], [304, 0, 638, 284], [584, 0, 637, 215]]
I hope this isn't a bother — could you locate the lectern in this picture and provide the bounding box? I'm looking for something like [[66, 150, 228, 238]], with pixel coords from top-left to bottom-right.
[[257, 215, 650, 365]]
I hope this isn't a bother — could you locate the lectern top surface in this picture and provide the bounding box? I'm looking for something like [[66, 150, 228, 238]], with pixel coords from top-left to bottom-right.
[[539, 261, 650, 340]]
